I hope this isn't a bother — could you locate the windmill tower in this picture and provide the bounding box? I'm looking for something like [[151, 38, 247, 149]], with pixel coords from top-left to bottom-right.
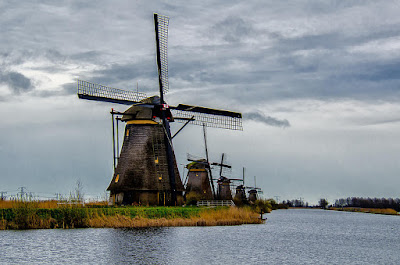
[[213, 153, 243, 200], [246, 176, 263, 203], [185, 159, 214, 200], [77, 14, 242, 206], [234, 167, 247, 204], [185, 124, 216, 200]]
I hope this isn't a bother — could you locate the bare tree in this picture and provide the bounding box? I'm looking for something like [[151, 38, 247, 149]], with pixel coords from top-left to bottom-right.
[[71, 179, 84, 203], [319, 198, 329, 209]]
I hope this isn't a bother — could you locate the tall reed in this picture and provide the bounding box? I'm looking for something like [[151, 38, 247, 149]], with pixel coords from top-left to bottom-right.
[[330, 207, 399, 215], [0, 203, 263, 230]]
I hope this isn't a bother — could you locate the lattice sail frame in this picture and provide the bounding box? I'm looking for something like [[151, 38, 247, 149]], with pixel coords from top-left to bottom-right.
[[77, 80, 147, 104], [155, 14, 169, 94], [172, 109, 243, 131]]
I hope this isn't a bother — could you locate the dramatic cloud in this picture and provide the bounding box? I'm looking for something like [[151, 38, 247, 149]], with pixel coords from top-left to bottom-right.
[[1, 0, 400, 203], [212, 16, 255, 43], [245, 111, 290, 128], [0, 71, 33, 94]]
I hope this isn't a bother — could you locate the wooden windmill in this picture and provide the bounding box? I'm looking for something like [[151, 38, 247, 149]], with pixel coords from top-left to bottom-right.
[[77, 13, 242, 206], [246, 176, 263, 203], [213, 153, 243, 200], [234, 167, 248, 204], [185, 124, 215, 200]]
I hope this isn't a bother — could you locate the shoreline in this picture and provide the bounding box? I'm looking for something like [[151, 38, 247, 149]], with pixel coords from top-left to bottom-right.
[[329, 207, 399, 216], [0, 205, 264, 230]]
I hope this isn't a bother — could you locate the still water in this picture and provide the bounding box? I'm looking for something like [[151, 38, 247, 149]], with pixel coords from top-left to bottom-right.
[[1, 209, 400, 264]]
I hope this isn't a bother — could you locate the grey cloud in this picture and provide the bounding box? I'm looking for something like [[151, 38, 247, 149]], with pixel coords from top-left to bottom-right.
[[62, 83, 77, 95], [69, 50, 103, 63], [361, 118, 400, 126], [0, 71, 33, 94], [245, 111, 290, 128], [30, 82, 78, 98], [212, 16, 255, 42], [91, 61, 157, 92]]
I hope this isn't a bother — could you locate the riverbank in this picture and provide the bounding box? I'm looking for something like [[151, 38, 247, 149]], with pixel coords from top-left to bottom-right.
[[329, 207, 399, 215], [0, 203, 264, 230]]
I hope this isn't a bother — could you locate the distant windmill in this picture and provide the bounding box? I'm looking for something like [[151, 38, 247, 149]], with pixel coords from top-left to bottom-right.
[[213, 153, 243, 200], [234, 167, 247, 203], [77, 14, 242, 206], [246, 176, 263, 203], [185, 124, 215, 200]]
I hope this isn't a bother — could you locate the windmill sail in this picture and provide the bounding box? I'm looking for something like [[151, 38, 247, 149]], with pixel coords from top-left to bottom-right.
[[154, 13, 169, 95], [77, 80, 147, 105], [172, 104, 242, 130]]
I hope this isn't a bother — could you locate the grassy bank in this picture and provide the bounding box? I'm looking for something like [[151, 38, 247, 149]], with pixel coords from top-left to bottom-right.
[[0, 202, 263, 230], [330, 207, 399, 215]]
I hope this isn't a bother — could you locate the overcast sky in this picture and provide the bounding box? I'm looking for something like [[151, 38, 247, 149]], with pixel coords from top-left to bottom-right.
[[1, 0, 400, 204]]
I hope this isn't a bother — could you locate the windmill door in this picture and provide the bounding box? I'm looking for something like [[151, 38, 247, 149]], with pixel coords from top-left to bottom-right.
[[158, 192, 166, 206]]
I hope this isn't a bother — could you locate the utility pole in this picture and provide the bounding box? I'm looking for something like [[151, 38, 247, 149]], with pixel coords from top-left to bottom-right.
[[18, 187, 26, 201], [111, 108, 116, 171], [116, 116, 121, 161], [0, 191, 7, 200], [55, 193, 62, 201], [274, 195, 280, 204]]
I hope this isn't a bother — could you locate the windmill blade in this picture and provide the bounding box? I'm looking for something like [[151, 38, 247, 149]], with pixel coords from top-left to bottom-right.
[[210, 162, 231, 168], [77, 80, 147, 105], [171, 104, 243, 130], [154, 13, 176, 204], [154, 13, 169, 96]]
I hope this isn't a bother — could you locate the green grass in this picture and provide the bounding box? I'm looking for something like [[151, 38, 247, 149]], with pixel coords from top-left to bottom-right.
[[0, 199, 267, 230], [0, 204, 208, 229]]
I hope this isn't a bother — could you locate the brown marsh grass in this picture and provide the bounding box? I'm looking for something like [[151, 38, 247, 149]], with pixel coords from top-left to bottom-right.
[[330, 207, 399, 215], [0, 200, 58, 209], [0, 202, 264, 230], [87, 207, 263, 228]]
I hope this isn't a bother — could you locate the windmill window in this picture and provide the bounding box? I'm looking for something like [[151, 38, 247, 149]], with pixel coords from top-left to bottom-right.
[[115, 174, 120, 183], [126, 129, 129, 136]]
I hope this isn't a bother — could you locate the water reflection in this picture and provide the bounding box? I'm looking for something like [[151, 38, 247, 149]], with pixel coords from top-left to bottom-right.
[[1, 209, 400, 264]]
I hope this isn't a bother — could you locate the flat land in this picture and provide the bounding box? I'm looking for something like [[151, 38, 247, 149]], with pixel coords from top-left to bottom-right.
[[0, 202, 264, 230]]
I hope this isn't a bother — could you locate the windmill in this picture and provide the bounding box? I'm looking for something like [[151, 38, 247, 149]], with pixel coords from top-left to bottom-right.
[[77, 13, 242, 206], [246, 176, 263, 203], [185, 124, 216, 200], [213, 153, 243, 200], [234, 167, 248, 204]]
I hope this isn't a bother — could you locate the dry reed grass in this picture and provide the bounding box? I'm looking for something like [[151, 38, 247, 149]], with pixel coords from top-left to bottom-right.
[[87, 207, 263, 228], [330, 207, 399, 215], [0, 200, 264, 230], [0, 200, 58, 209], [0, 200, 13, 208], [85, 201, 108, 207]]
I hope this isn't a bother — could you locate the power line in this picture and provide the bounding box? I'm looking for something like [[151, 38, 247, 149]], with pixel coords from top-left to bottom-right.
[[18, 187, 27, 200]]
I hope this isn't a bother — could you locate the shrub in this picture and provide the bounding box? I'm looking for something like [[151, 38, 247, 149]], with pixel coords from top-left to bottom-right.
[[185, 192, 202, 206], [253, 199, 272, 214]]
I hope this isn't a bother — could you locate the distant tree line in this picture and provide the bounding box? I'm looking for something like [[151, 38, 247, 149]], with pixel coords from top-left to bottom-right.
[[334, 197, 400, 212], [282, 199, 309, 208]]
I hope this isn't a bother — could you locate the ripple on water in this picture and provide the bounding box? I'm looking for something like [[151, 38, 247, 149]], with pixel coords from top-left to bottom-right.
[[1, 209, 400, 264]]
